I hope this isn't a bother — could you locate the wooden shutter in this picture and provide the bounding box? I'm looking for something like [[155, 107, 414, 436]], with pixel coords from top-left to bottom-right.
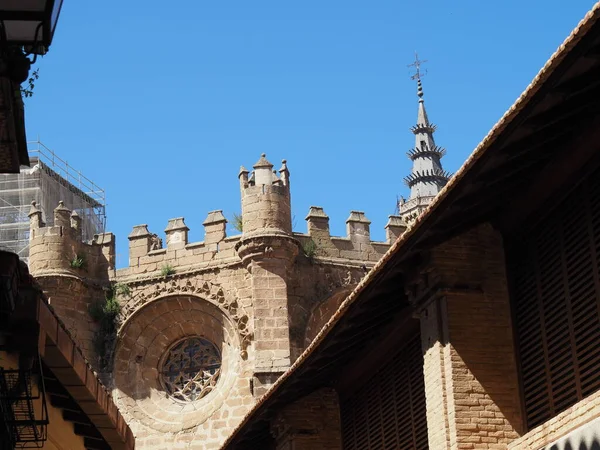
[[509, 165, 600, 430], [340, 333, 428, 450]]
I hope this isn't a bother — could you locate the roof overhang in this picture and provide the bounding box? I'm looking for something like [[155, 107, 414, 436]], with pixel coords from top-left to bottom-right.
[[0, 251, 135, 450]]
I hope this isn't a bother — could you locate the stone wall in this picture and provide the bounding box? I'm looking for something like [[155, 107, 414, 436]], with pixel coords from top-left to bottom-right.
[[28, 155, 404, 449]]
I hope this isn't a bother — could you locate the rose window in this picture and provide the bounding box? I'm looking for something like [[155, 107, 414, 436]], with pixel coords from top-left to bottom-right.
[[159, 337, 222, 402]]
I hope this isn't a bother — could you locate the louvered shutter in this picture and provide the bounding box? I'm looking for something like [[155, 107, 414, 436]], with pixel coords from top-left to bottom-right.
[[341, 333, 428, 450], [509, 166, 600, 430]]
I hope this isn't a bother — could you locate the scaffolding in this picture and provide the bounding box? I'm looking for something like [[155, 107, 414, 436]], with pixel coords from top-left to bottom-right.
[[0, 140, 106, 262]]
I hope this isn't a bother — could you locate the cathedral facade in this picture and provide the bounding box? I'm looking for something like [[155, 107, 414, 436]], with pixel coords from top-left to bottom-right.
[[25, 74, 448, 448]]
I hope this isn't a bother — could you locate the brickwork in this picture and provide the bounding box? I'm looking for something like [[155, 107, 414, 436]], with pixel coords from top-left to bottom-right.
[[270, 388, 342, 450], [507, 390, 600, 449], [414, 224, 523, 449]]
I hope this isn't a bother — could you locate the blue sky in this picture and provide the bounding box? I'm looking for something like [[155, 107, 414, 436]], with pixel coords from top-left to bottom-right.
[[25, 0, 595, 268]]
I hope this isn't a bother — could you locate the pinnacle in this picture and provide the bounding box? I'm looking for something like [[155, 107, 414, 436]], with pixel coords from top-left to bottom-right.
[[253, 153, 273, 169]]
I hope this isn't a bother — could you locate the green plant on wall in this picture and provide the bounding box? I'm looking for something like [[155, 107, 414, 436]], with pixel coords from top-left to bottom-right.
[[160, 263, 175, 277], [21, 68, 39, 98], [70, 253, 86, 270], [232, 213, 243, 233], [89, 283, 130, 371], [302, 238, 319, 263]]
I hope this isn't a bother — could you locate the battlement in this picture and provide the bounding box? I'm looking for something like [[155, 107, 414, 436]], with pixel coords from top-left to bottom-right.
[[298, 206, 407, 262], [125, 210, 241, 276], [28, 200, 114, 279], [30, 154, 409, 280], [121, 203, 408, 278]]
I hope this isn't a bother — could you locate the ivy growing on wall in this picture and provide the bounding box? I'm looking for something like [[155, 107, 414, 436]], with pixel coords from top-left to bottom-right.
[[89, 283, 130, 371]]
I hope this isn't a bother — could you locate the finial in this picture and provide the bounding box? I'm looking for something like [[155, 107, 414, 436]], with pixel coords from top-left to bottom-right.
[[55, 200, 69, 211], [254, 153, 273, 169], [408, 51, 427, 81], [408, 52, 427, 101], [29, 201, 40, 216]]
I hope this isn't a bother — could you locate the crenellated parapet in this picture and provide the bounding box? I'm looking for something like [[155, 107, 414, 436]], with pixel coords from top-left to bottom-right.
[[28, 200, 114, 280], [296, 206, 407, 263], [123, 210, 240, 276], [238, 154, 293, 238]]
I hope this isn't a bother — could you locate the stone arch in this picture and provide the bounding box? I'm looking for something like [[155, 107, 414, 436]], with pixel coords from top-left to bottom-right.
[[112, 294, 241, 433], [303, 286, 354, 348], [118, 276, 252, 358]]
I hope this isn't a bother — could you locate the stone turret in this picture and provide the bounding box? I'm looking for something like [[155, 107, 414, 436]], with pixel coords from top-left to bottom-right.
[[28, 200, 115, 279], [238, 154, 293, 237], [236, 154, 299, 381]]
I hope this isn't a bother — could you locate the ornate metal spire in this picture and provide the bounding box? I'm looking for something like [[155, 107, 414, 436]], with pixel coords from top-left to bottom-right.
[[399, 54, 451, 225]]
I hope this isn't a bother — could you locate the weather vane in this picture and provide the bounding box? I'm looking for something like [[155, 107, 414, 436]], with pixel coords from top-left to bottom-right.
[[408, 52, 427, 81]]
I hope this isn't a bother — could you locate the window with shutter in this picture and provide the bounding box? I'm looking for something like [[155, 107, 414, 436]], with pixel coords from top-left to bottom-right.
[[340, 333, 428, 450], [508, 165, 600, 430]]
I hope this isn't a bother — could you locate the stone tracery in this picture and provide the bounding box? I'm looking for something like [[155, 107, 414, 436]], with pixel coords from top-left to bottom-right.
[[160, 337, 222, 402]]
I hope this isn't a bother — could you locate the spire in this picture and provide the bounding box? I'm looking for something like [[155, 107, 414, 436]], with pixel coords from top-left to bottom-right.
[[399, 53, 451, 225]]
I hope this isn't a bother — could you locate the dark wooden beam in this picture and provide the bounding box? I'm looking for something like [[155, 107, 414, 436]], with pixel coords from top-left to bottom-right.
[[49, 394, 81, 413], [524, 85, 600, 129], [499, 116, 600, 234], [84, 437, 112, 450], [74, 423, 104, 440], [63, 410, 93, 426]]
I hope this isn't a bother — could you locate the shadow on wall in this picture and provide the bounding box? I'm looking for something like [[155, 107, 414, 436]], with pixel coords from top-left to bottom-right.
[[547, 439, 600, 450], [302, 286, 354, 348]]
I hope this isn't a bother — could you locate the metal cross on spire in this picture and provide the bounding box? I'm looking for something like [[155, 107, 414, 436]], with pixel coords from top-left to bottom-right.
[[408, 52, 427, 81]]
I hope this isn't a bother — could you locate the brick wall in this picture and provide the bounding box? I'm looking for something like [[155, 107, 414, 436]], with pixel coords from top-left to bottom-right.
[[507, 390, 600, 449], [271, 387, 342, 450], [417, 223, 523, 449]]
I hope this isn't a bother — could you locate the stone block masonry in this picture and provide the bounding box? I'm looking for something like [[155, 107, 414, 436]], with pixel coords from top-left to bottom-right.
[[28, 154, 407, 450]]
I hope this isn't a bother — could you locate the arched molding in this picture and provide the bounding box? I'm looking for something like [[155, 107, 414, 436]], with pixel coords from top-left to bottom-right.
[[119, 275, 252, 358], [113, 295, 241, 433], [303, 285, 355, 348]]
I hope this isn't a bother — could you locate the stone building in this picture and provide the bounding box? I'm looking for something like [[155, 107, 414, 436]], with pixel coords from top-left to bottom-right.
[[24, 126, 425, 444], [222, 3, 600, 449]]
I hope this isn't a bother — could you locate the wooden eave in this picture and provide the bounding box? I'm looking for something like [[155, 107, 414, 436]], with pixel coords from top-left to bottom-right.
[[222, 5, 600, 449], [2, 252, 135, 450]]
